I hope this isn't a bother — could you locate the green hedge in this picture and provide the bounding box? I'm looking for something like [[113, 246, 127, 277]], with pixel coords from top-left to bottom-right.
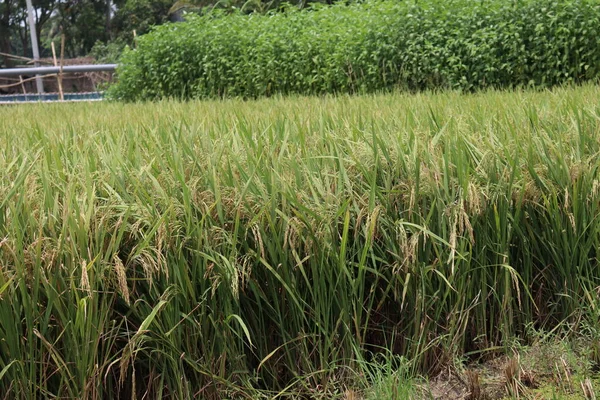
[[109, 0, 600, 100]]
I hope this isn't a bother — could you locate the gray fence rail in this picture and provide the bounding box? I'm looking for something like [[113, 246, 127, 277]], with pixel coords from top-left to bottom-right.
[[0, 64, 117, 77]]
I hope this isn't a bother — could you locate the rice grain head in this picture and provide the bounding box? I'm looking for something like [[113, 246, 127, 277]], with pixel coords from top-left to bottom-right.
[[114, 254, 130, 306]]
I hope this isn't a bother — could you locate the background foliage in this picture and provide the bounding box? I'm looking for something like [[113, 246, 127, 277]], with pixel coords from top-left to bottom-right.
[[109, 0, 600, 100], [0, 0, 336, 67]]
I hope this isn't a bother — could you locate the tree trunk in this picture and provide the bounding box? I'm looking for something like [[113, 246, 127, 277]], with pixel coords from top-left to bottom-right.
[[0, 1, 14, 67], [106, 0, 112, 40]]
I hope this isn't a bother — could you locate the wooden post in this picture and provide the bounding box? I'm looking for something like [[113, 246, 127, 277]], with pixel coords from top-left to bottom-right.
[[51, 42, 64, 101]]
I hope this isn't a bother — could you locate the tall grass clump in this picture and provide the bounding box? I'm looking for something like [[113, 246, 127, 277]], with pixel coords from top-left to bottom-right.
[[2, 85, 600, 397], [109, 0, 600, 101]]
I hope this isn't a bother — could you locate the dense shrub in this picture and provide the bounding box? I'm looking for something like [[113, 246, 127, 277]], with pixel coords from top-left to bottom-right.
[[108, 0, 600, 100]]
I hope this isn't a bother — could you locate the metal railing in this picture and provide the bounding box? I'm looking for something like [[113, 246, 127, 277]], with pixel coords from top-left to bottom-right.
[[0, 64, 117, 102], [0, 64, 117, 77]]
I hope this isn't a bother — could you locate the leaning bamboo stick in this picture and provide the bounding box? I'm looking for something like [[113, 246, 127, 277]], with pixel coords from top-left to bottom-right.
[[0, 74, 56, 89], [51, 42, 64, 101], [60, 35, 65, 100], [18, 75, 27, 94], [0, 52, 33, 62]]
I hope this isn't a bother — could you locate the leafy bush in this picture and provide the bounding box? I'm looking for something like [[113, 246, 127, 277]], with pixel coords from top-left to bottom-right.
[[109, 0, 600, 100]]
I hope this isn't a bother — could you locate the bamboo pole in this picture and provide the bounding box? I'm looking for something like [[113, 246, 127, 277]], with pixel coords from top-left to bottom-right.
[[0, 52, 33, 62], [19, 75, 27, 94], [0, 74, 57, 89], [60, 35, 65, 100], [51, 42, 64, 101]]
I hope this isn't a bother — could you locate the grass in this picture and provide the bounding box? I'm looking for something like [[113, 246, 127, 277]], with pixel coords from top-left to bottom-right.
[[1, 85, 600, 398]]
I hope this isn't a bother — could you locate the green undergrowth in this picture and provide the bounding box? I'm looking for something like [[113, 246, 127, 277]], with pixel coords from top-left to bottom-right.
[[2, 86, 600, 398], [110, 0, 600, 100], [366, 327, 600, 399], [500, 327, 600, 400], [497, 327, 600, 400]]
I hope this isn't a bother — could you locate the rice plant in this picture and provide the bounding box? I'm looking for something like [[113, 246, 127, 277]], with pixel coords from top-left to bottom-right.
[[1, 85, 600, 397]]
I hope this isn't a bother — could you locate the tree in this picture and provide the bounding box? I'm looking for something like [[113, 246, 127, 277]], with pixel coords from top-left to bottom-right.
[[50, 0, 111, 56], [1, 0, 58, 66], [0, 0, 15, 66], [112, 0, 173, 40]]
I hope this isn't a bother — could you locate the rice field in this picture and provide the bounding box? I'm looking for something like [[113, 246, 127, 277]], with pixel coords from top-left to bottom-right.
[[1, 85, 600, 398]]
